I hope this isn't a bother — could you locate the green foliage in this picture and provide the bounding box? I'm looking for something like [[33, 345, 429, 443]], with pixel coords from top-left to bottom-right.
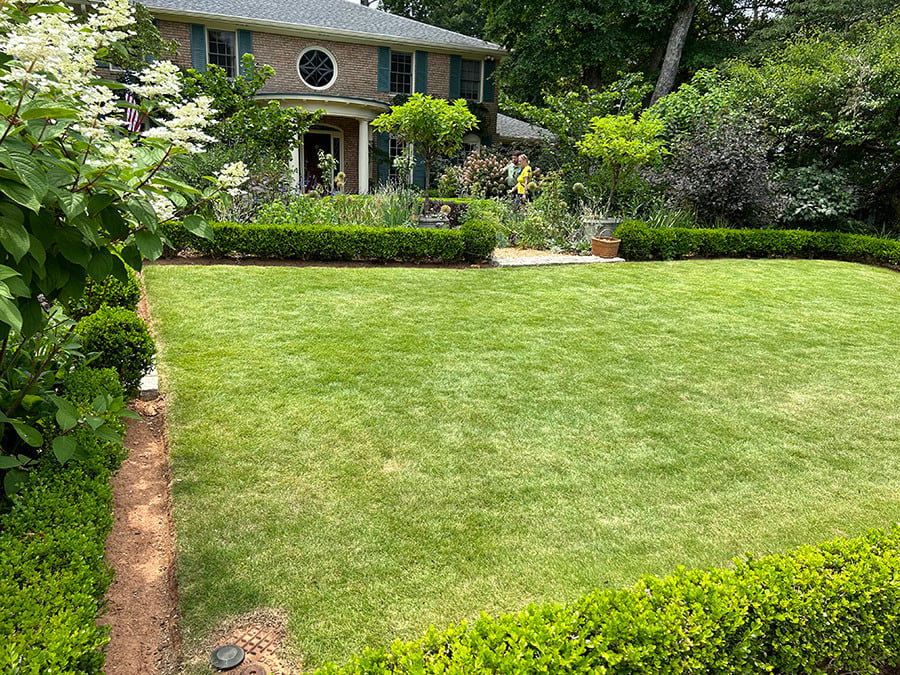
[[372, 94, 478, 203], [103, 2, 177, 72], [577, 113, 666, 213], [777, 165, 860, 231], [617, 220, 900, 265], [0, 367, 125, 672], [510, 171, 585, 251], [314, 526, 900, 674], [180, 55, 320, 161], [77, 270, 141, 317], [161, 219, 496, 263], [379, 0, 488, 39], [76, 307, 156, 396], [649, 116, 782, 227], [459, 219, 496, 260]]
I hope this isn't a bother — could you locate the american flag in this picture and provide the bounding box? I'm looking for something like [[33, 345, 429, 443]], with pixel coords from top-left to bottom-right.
[[121, 72, 143, 133]]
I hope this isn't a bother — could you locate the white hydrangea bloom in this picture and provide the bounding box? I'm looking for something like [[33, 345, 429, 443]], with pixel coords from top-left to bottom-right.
[[216, 161, 249, 196], [148, 193, 176, 222], [132, 61, 182, 99], [141, 96, 217, 152]]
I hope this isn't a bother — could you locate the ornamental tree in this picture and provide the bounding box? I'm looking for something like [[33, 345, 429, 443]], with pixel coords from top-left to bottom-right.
[[577, 114, 666, 214], [0, 0, 245, 493], [371, 93, 477, 211]]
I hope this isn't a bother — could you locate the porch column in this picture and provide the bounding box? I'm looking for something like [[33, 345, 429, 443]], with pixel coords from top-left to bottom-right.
[[358, 119, 369, 194]]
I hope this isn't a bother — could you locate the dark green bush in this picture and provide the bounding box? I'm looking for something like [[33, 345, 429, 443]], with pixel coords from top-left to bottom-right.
[[161, 219, 498, 262], [316, 526, 900, 674], [0, 367, 125, 672], [460, 219, 498, 261], [617, 220, 900, 267], [78, 270, 141, 316], [76, 307, 156, 396]]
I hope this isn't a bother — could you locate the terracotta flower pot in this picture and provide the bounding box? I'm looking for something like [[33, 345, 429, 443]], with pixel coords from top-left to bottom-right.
[[591, 236, 621, 258]]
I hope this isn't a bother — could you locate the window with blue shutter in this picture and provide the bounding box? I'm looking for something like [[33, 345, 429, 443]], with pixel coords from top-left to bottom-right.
[[377, 47, 391, 93], [449, 55, 461, 99], [237, 30, 253, 76], [190, 24, 207, 72], [414, 51, 428, 94], [483, 58, 496, 103]]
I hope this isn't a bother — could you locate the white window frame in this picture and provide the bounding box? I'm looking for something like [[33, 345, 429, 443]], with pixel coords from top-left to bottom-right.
[[298, 125, 345, 192], [297, 46, 338, 91], [389, 50, 414, 96], [206, 27, 238, 78], [460, 58, 483, 103]]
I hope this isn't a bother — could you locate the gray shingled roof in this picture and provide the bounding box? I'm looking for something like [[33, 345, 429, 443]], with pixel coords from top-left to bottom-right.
[[496, 113, 551, 141], [144, 0, 504, 54]]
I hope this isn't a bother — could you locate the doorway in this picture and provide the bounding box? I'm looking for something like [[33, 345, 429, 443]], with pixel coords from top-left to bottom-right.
[[300, 127, 342, 193]]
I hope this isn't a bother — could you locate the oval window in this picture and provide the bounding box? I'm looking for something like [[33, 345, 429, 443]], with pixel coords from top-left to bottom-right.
[[297, 48, 337, 90]]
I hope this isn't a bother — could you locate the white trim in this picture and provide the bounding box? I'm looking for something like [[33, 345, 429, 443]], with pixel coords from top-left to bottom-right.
[[206, 26, 238, 78], [299, 125, 344, 191], [389, 49, 414, 96], [460, 57, 483, 103], [358, 119, 369, 194], [257, 94, 389, 120], [297, 45, 338, 91]]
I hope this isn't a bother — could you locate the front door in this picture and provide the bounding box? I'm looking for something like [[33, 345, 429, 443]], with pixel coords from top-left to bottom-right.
[[301, 130, 342, 193]]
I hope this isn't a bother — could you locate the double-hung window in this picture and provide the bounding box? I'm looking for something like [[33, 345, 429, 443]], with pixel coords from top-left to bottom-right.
[[390, 51, 413, 95], [207, 29, 237, 77], [460, 58, 482, 102]]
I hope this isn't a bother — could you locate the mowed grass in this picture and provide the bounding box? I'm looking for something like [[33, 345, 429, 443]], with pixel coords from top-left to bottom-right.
[[143, 259, 900, 669]]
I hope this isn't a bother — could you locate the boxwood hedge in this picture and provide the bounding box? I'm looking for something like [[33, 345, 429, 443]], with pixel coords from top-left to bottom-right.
[[0, 368, 125, 673], [160, 219, 497, 263], [617, 221, 900, 267], [317, 526, 900, 674]]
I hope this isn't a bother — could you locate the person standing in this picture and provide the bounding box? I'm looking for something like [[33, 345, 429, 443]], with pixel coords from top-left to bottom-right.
[[505, 151, 522, 190], [511, 154, 532, 208]]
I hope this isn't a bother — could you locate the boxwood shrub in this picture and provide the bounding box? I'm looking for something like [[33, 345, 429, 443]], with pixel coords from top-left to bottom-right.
[[0, 367, 125, 673], [617, 220, 900, 267], [160, 219, 497, 263], [317, 526, 900, 674], [76, 306, 156, 397]]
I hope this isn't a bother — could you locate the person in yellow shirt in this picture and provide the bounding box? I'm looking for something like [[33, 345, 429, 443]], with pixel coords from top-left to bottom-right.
[[510, 154, 532, 208]]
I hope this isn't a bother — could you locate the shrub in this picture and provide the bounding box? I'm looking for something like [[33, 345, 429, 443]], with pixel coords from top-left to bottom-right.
[[161, 220, 494, 262], [459, 148, 508, 198], [617, 220, 900, 266], [76, 307, 156, 396], [777, 165, 859, 231], [651, 116, 783, 227], [315, 526, 900, 674], [460, 219, 496, 261], [78, 270, 142, 317], [0, 367, 125, 672]]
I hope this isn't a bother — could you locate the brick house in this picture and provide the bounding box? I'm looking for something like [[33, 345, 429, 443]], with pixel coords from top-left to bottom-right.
[[139, 0, 505, 194]]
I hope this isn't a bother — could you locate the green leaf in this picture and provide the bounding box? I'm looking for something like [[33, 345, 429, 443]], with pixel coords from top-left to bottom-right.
[[0, 178, 40, 212], [3, 468, 28, 497], [93, 424, 124, 444], [87, 248, 114, 282], [0, 455, 23, 469], [117, 408, 142, 420], [11, 420, 42, 447], [52, 435, 76, 464], [183, 214, 213, 239], [0, 203, 28, 262], [85, 415, 104, 430], [8, 151, 48, 203], [0, 296, 23, 333], [120, 243, 142, 271], [20, 106, 79, 121], [55, 190, 88, 219], [134, 230, 163, 260], [52, 396, 80, 431], [92, 394, 108, 414], [128, 198, 158, 230], [0, 264, 20, 281], [27, 235, 45, 266]]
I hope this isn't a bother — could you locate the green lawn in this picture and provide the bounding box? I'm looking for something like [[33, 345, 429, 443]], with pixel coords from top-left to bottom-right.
[[143, 259, 900, 670]]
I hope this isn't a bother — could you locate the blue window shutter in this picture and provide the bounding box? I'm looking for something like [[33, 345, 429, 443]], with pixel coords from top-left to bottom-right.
[[377, 47, 390, 93], [413, 149, 425, 188], [190, 24, 207, 72], [376, 132, 390, 184], [414, 51, 428, 94], [483, 58, 496, 102], [449, 55, 461, 99], [237, 29, 253, 75]]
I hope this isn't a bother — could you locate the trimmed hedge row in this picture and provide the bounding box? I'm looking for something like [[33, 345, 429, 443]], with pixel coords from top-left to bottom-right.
[[0, 368, 125, 673], [618, 220, 900, 266], [317, 527, 900, 674], [160, 219, 497, 263]]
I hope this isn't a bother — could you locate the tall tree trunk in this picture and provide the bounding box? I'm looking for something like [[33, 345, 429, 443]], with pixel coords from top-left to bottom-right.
[[650, 0, 698, 105]]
